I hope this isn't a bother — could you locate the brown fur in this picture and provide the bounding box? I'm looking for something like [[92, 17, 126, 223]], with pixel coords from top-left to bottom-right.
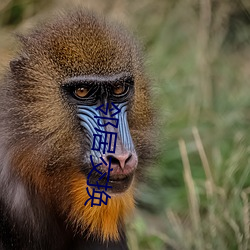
[[0, 9, 153, 245]]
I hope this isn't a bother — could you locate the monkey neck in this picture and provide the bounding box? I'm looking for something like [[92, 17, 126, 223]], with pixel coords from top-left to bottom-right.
[[0, 180, 68, 249], [0, 145, 131, 249], [0, 175, 129, 250]]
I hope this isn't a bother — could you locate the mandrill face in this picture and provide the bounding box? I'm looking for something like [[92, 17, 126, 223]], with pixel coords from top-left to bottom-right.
[[62, 73, 138, 195], [0, 10, 154, 244]]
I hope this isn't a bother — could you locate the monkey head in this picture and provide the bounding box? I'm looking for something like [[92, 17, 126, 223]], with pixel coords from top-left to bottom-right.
[[0, 10, 153, 242]]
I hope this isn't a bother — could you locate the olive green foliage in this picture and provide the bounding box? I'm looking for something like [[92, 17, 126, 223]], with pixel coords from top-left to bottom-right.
[[131, 1, 250, 249], [1, 1, 250, 249], [0, 0, 51, 26]]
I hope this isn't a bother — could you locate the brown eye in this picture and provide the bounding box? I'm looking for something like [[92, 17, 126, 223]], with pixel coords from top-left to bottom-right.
[[75, 87, 89, 98], [113, 84, 125, 95]]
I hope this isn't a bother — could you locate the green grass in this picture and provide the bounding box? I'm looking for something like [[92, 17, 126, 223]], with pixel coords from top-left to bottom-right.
[[128, 1, 250, 249]]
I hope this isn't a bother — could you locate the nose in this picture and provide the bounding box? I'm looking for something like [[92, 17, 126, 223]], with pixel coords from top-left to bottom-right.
[[103, 152, 137, 175], [107, 152, 131, 169]]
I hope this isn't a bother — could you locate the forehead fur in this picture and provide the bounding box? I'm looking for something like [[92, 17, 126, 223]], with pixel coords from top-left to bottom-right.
[[17, 10, 141, 79]]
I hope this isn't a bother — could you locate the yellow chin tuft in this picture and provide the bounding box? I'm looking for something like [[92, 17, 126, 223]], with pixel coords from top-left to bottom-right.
[[67, 174, 135, 241]]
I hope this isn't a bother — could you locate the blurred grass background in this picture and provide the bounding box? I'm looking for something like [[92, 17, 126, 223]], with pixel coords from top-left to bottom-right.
[[1, 0, 250, 249]]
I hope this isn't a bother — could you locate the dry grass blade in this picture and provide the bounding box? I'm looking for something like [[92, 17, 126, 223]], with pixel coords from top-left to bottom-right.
[[192, 126, 214, 195], [178, 138, 203, 249], [241, 191, 250, 250]]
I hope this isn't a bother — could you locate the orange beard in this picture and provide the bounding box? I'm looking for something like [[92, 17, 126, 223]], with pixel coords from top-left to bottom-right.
[[67, 174, 135, 241]]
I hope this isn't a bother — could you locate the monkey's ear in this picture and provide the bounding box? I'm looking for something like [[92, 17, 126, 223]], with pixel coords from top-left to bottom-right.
[[16, 33, 29, 45], [9, 34, 30, 72], [9, 57, 26, 74], [10, 58, 21, 73]]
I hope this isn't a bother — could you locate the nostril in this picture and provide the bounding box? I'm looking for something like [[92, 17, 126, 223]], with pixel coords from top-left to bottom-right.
[[106, 155, 120, 165], [105, 153, 134, 170], [125, 154, 132, 164]]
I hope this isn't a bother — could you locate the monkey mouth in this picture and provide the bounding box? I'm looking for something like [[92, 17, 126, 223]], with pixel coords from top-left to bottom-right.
[[108, 173, 134, 193], [87, 173, 134, 194]]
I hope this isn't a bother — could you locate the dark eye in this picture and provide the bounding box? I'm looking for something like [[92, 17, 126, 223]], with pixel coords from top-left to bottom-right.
[[113, 84, 126, 95], [74, 87, 89, 98]]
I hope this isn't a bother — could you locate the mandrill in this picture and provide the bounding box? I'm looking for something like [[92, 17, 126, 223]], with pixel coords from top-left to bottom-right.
[[0, 9, 153, 250]]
